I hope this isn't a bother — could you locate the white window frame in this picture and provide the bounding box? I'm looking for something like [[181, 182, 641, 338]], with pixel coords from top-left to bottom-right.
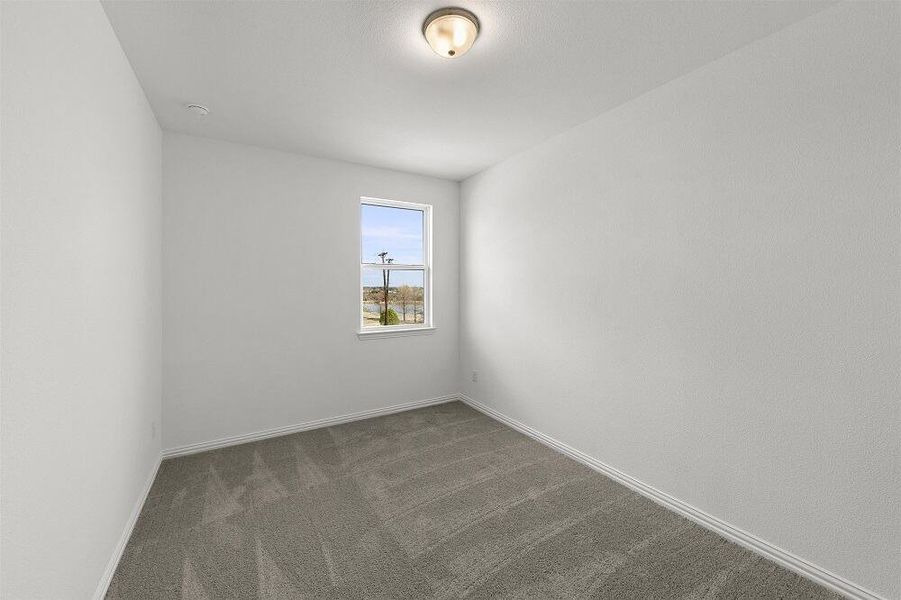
[[358, 197, 434, 339]]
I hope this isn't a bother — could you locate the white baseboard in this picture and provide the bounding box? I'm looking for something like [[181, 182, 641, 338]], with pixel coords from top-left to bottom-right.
[[96, 394, 459, 598], [162, 394, 459, 459], [92, 454, 162, 600], [95, 394, 888, 600], [459, 394, 888, 600]]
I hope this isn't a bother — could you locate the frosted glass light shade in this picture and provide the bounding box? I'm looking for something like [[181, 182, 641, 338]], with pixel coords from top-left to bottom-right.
[[423, 8, 480, 58]]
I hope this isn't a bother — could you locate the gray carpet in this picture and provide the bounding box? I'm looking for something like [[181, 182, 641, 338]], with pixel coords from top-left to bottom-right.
[[107, 402, 841, 599]]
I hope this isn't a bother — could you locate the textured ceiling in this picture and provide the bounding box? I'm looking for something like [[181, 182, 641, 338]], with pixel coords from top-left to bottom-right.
[[102, 1, 828, 180]]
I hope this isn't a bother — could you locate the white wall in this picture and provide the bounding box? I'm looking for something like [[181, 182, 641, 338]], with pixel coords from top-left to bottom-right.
[[460, 3, 899, 599], [1, 2, 162, 599], [162, 133, 459, 450]]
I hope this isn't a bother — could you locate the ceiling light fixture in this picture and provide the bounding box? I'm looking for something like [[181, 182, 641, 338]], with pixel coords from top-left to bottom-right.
[[422, 7, 480, 59], [185, 103, 210, 116]]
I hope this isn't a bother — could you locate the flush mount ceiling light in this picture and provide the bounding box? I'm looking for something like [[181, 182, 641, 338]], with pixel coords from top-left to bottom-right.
[[185, 103, 209, 116], [422, 7, 480, 58]]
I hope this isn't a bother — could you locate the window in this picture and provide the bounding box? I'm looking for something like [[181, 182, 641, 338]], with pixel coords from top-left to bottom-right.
[[359, 197, 432, 335]]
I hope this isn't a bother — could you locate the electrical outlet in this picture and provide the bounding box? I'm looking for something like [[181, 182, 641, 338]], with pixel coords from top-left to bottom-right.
[[151, 421, 157, 439], [471, 370, 479, 383]]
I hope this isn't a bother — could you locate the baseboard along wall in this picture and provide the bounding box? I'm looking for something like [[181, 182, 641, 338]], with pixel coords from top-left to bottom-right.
[[162, 394, 459, 458], [95, 394, 458, 598], [458, 394, 888, 600], [92, 455, 162, 600], [96, 393, 887, 600]]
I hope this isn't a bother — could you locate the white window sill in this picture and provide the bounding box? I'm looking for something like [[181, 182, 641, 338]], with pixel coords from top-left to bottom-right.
[[357, 326, 436, 340]]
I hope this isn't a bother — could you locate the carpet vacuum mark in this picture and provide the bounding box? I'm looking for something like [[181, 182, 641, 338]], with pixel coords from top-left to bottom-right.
[[107, 402, 841, 599]]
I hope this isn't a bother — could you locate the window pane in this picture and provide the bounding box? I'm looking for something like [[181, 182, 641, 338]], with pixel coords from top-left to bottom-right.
[[361, 204, 423, 265], [362, 269, 425, 327]]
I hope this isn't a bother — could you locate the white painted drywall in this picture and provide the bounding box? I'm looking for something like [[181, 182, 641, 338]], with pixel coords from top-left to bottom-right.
[[162, 133, 459, 450], [460, 3, 900, 598], [102, 1, 826, 180], [0, 2, 162, 598]]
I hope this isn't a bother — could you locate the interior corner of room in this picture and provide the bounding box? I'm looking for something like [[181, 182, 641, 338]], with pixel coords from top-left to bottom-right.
[[1, 1, 898, 599]]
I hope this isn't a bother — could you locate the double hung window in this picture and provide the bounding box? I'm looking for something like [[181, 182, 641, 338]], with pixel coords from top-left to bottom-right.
[[359, 198, 431, 333]]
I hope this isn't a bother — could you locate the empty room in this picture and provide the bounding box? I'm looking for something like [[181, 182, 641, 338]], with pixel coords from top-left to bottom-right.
[[1, 1, 898, 599]]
